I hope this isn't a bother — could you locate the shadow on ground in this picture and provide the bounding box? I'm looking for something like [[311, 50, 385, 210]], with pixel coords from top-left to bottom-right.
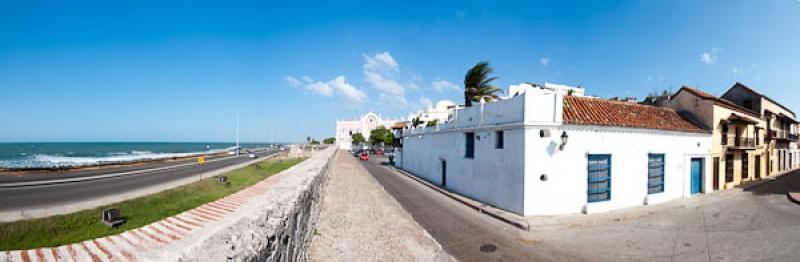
[[744, 171, 800, 195]]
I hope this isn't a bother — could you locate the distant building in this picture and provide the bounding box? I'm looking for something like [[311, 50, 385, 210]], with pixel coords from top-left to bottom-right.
[[508, 82, 585, 97], [407, 100, 457, 127], [397, 85, 711, 216], [335, 112, 404, 150], [671, 83, 798, 191]]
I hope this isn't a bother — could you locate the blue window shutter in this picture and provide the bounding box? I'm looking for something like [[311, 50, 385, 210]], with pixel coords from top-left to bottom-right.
[[587, 154, 611, 202], [647, 154, 665, 194]]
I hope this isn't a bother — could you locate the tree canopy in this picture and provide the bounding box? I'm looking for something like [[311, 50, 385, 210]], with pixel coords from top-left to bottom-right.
[[369, 126, 395, 146], [426, 119, 438, 127], [351, 133, 366, 144], [411, 117, 423, 128], [323, 137, 336, 144]]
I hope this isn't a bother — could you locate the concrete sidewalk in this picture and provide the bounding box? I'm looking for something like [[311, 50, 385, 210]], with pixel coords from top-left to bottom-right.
[[308, 151, 453, 261]]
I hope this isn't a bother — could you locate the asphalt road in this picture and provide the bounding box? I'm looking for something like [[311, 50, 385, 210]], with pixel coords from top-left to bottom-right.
[[0, 149, 268, 184], [0, 149, 278, 211], [360, 156, 800, 261], [360, 157, 573, 261]]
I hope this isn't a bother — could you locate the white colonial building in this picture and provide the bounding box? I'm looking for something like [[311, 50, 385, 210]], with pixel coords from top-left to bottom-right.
[[335, 112, 404, 150], [397, 84, 712, 216], [407, 100, 458, 126]]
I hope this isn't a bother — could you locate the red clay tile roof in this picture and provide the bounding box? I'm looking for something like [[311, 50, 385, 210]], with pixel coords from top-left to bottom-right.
[[389, 122, 407, 129], [562, 96, 708, 133], [676, 86, 761, 118]]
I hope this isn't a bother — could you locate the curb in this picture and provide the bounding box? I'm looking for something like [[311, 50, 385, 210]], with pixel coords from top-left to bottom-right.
[[789, 192, 800, 205], [384, 164, 530, 231]]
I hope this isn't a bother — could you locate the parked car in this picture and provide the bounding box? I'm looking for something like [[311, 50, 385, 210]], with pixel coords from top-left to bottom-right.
[[359, 152, 369, 161], [248, 153, 257, 158]]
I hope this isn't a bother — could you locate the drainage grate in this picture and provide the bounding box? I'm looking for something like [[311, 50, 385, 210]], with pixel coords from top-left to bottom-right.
[[479, 244, 497, 253]]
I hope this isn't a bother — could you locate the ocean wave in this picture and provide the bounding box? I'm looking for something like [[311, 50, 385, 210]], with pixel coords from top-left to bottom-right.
[[0, 149, 227, 169]]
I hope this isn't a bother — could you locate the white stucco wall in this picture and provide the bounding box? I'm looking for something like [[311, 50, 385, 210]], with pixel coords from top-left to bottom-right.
[[524, 126, 711, 215], [399, 90, 712, 216], [401, 127, 526, 214]]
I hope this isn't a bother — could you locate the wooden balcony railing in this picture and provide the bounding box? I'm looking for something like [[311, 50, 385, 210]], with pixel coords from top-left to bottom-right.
[[724, 137, 757, 148]]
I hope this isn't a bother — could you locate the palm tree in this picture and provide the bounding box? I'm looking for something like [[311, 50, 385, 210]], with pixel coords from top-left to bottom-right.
[[463, 62, 502, 106], [411, 117, 423, 128]]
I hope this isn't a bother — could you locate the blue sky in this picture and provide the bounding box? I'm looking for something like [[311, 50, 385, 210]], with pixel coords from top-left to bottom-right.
[[1, 1, 799, 142]]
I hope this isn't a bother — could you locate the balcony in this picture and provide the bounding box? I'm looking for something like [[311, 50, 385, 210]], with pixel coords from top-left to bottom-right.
[[768, 130, 799, 141], [723, 137, 758, 149]]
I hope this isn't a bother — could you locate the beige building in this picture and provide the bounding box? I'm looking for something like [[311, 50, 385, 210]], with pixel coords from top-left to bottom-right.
[[671, 83, 798, 191], [721, 83, 799, 175]]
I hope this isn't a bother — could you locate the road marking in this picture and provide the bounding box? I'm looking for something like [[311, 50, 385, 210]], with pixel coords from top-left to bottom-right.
[[0, 149, 275, 188]]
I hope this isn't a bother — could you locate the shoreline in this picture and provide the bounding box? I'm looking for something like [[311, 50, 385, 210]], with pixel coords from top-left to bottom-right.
[[0, 151, 234, 175]]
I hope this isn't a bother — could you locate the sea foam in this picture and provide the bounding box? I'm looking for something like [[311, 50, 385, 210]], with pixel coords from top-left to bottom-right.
[[0, 149, 226, 169]]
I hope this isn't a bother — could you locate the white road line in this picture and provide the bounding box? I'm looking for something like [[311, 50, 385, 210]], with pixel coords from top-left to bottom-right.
[[0, 149, 274, 188]]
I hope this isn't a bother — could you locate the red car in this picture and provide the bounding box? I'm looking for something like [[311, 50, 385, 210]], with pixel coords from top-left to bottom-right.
[[359, 152, 369, 161]]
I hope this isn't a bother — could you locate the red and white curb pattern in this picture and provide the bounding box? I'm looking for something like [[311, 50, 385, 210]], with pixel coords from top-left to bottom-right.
[[2, 173, 286, 262]]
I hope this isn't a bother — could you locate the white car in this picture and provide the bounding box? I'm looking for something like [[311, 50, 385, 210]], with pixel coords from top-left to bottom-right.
[[248, 153, 257, 158]]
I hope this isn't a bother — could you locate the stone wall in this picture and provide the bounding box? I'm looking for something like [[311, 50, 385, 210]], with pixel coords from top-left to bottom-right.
[[172, 147, 335, 262]]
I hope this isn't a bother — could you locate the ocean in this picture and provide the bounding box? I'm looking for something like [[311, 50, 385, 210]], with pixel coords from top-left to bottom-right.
[[0, 142, 275, 170]]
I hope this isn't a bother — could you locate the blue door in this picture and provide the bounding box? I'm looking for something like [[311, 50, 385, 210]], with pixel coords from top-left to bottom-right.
[[691, 158, 703, 194]]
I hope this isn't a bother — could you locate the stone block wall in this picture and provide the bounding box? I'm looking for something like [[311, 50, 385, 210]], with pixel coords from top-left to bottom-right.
[[172, 147, 335, 262]]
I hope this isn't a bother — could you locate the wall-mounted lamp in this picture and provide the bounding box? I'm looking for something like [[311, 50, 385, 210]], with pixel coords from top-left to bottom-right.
[[559, 131, 569, 151]]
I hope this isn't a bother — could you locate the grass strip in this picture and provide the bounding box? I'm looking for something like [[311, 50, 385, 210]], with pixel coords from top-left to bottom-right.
[[0, 157, 306, 251]]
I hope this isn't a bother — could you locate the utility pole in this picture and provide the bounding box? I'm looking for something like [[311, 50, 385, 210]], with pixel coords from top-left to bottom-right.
[[236, 112, 240, 156]]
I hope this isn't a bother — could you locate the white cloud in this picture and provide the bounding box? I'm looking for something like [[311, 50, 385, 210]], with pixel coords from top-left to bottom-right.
[[540, 57, 550, 66], [330, 76, 367, 104], [305, 82, 334, 97], [431, 80, 460, 93], [286, 75, 366, 105], [732, 64, 757, 75], [363, 52, 408, 106], [364, 52, 399, 72], [700, 48, 722, 65], [419, 96, 433, 109], [284, 76, 301, 87]]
